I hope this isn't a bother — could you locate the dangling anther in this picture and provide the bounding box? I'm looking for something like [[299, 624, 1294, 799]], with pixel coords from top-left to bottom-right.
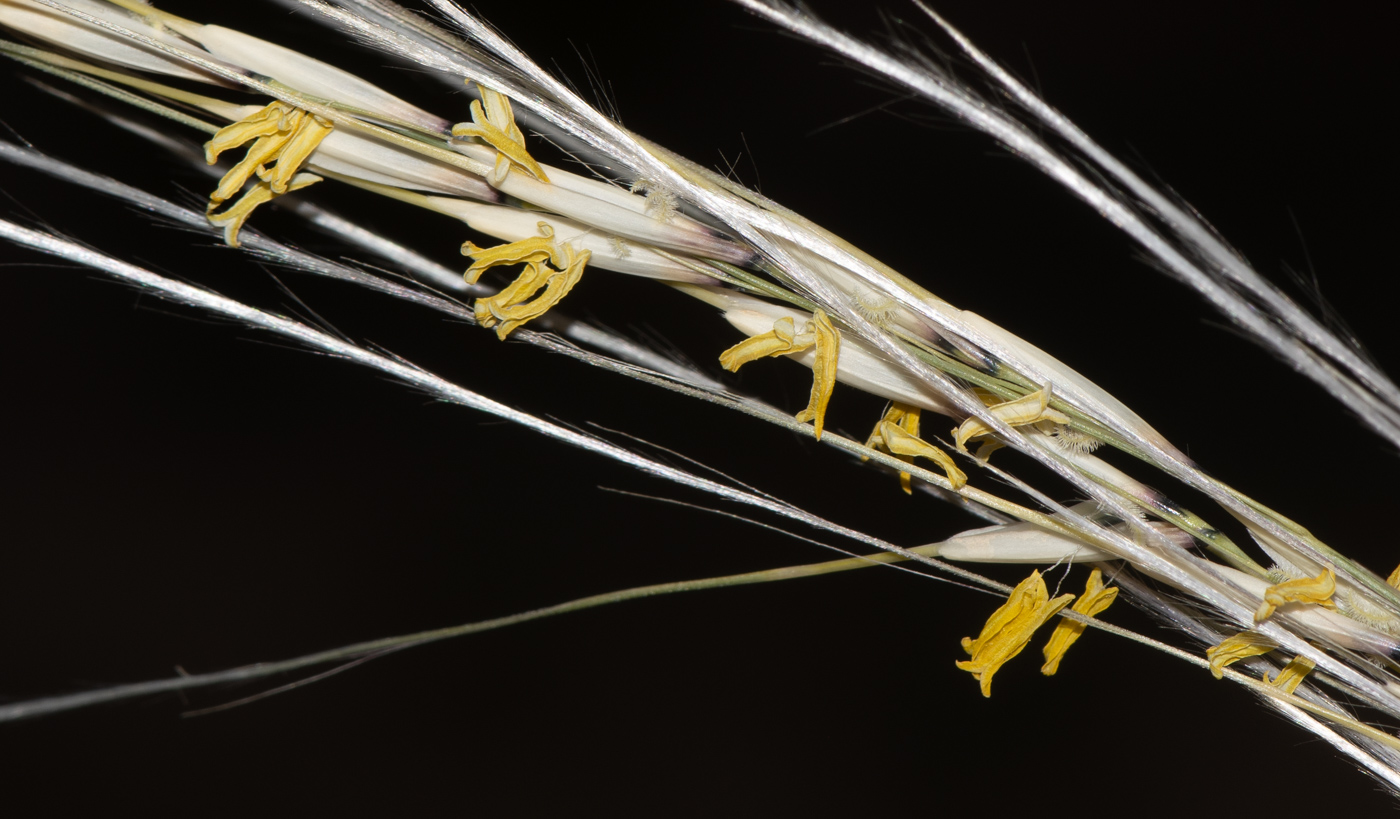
[[206, 173, 321, 248], [864, 403, 920, 493], [719, 309, 841, 440], [1265, 655, 1316, 695], [1254, 568, 1337, 623], [204, 101, 333, 245], [461, 222, 588, 339], [956, 570, 1075, 697], [1205, 631, 1279, 679], [871, 411, 966, 491], [452, 82, 548, 186], [1041, 568, 1119, 676], [952, 384, 1072, 457]]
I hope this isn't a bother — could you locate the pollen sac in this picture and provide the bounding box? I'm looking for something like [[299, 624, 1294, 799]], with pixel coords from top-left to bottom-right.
[[205, 173, 321, 248], [864, 403, 920, 493], [204, 101, 333, 245], [1387, 563, 1400, 591], [793, 310, 840, 439], [719, 309, 841, 440], [451, 82, 549, 186], [1265, 655, 1316, 695], [1041, 568, 1119, 676], [1205, 631, 1279, 679], [956, 570, 1075, 697], [462, 222, 589, 340], [873, 413, 967, 491], [952, 384, 1073, 456], [1253, 568, 1337, 623], [462, 222, 565, 285]]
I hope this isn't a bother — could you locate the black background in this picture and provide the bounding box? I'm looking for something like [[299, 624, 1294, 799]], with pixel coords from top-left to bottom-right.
[[2, 0, 1398, 813]]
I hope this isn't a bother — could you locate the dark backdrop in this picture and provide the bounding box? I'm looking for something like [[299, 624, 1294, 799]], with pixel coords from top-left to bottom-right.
[[2, 0, 1396, 813]]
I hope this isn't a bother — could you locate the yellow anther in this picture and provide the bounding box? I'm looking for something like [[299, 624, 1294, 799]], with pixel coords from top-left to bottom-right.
[[1264, 655, 1316, 695], [793, 310, 839, 439], [864, 403, 920, 493], [1253, 568, 1337, 623], [462, 225, 567, 285], [476, 250, 589, 340], [1041, 568, 1119, 676], [451, 82, 549, 185], [1387, 563, 1400, 591], [204, 101, 333, 245], [1205, 631, 1279, 680], [719, 309, 841, 440], [475, 260, 552, 318], [208, 115, 297, 205], [720, 316, 800, 368], [205, 173, 321, 248], [952, 384, 1072, 455], [876, 416, 967, 491], [956, 570, 1075, 697], [205, 103, 289, 166], [256, 115, 334, 195], [461, 222, 567, 285], [461, 222, 589, 340]]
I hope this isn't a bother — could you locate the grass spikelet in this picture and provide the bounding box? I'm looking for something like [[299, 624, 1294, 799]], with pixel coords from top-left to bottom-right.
[[1, 0, 1398, 811]]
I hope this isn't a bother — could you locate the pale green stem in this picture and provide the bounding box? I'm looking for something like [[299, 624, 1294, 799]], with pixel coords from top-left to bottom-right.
[[5, 534, 1385, 756], [0, 546, 945, 722]]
